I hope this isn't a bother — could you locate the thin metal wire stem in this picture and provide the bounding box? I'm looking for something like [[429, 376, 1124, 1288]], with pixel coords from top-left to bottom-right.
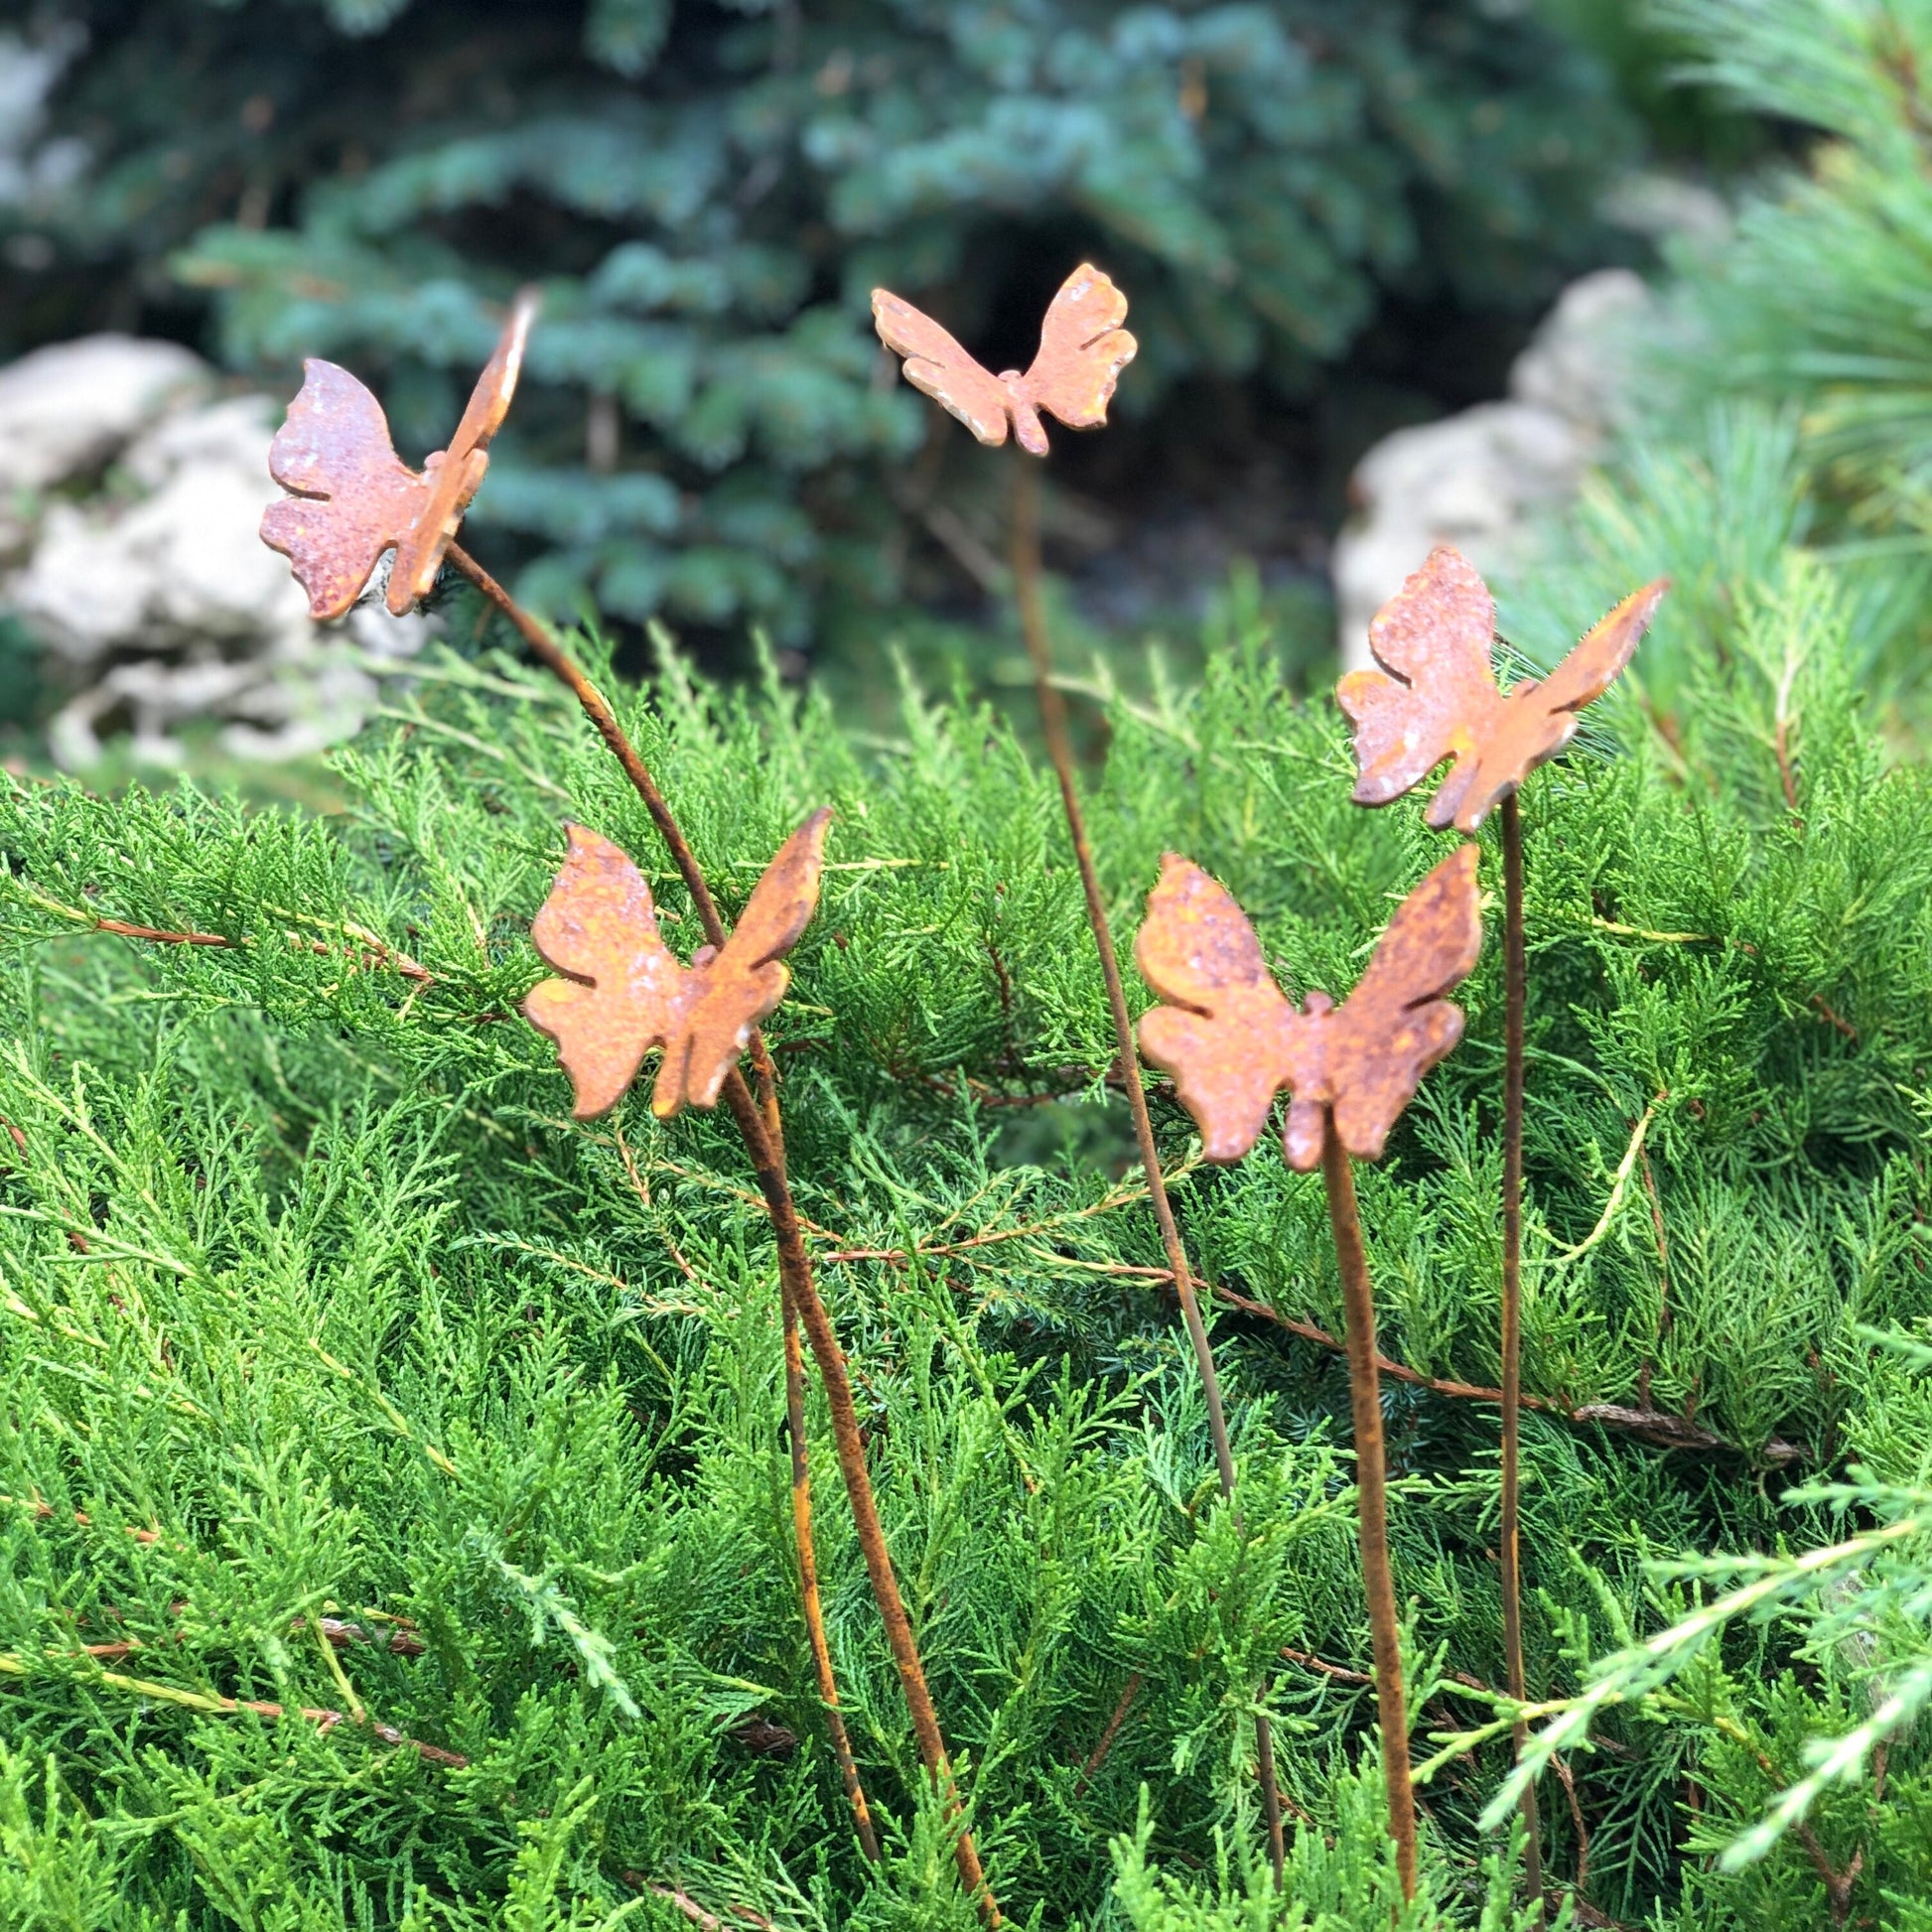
[[1009, 459, 1286, 1882], [1318, 1114, 1419, 1903], [451, 544, 1000, 1905], [1499, 791, 1545, 1919], [726, 1072, 998, 1922]]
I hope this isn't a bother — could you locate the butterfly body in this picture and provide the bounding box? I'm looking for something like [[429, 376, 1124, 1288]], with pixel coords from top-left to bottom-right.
[[261, 288, 537, 621], [1336, 546, 1668, 833], [872, 263, 1136, 457], [1137, 846, 1481, 1172], [524, 810, 831, 1122]]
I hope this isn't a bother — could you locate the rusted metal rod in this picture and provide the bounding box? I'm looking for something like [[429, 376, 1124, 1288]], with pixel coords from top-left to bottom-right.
[[445, 544, 724, 943], [724, 1070, 998, 1920], [450, 548, 975, 1896], [1318, 1113, 1419, 1904], [782, 1282, 881, 1863], [1499, 793, 1545, 1919], [1009, 459, 1286, 1882], [447, 543, 794, 1130]]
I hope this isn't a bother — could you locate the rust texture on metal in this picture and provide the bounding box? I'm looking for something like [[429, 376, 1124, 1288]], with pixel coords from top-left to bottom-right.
[[1336, 545, 1669, 833], [872, 263, 1136, 457], [523, 811, 830, 1122], [261, 287, 538, 620], [1318, 1120, 1420, 1903], [1136, 844, 1483, 1173]]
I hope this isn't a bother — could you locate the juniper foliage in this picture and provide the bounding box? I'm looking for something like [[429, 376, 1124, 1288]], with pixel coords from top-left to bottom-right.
[[0, 448, 1928, 1923]]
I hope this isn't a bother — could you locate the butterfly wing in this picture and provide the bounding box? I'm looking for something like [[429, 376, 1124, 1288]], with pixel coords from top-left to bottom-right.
[[1336, 546, 1503, 820], [1438, 579, 1671, 832], [260, 360, 430, 621], [675, 808, 833, 1112], [388, 287, 541, 615], [523, 824, 696, 1121], [872, 289, 1015, 448], [1019, 263, 1137, 441], [1313, 846, 1482, 1168], [1135, 854, 1298, 1163]]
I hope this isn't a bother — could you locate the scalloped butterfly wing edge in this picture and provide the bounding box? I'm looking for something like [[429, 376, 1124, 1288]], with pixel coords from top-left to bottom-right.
[[1288, 845, 1483, 1170], [870, 289, 1013, 448], [1019, 263, 1138, 434], [390, 289, 541, 612], [672, 809, 834, 1112], [1134, 853, 1298, 1163], [259, 360, 429, 621], [1431, 577, 1672, 831], [523, 824, 695, 1122], [1336, 545, 1501, 812]]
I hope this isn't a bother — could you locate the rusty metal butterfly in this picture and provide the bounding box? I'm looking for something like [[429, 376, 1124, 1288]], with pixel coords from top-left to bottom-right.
[[524, 810, 831, 1122], [871, 263, 1136, 456], [1136, 846, 1482, 1172], [260, 287, 539, 621], [1337, 547, 1669, 834]]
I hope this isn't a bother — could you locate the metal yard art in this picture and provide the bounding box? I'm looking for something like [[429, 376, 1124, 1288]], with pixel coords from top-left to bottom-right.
[[1136, 843, 1485, 1902], [261, 289, 538, 620], [1338, 545, 1667, 1917], [258, 300, 993, 1912], [1137, 845, 1482, 1173], [871, 264, 1137, 457], [1338, 546, 1668, 833], [525, 812, 831, 1123], [240, 256, 1686, 1923], [874, 261, 1293, 1878]]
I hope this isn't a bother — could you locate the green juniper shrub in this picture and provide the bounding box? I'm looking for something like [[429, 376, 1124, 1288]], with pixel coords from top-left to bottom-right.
[[1, 494, 1930, 1924]]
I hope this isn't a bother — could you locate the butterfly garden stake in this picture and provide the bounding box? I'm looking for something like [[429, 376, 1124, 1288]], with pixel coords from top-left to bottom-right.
[[1138, 844, 1486, 1905], [258, 302, 1014, 1912], [875, 266, 1290, 1877], [1338, 548, 1667, 1913]]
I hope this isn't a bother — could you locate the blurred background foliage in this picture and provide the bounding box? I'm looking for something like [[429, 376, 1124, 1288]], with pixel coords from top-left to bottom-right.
[[2, 0, 1652, 675]]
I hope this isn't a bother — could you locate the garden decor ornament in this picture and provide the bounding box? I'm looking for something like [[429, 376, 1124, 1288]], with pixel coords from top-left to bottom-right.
[[875, 260, 1289, 1884], [260, 287, 539, 620], [524, 811, 831, 1123], [1137, 844, 1483, 1173], [1136, 842, 1484, 1905], [257, 301, 988, 1904], [871, 264, 1136, 456], [1338, 545, 1668, 832], [1337, 544, 1666, 1923]]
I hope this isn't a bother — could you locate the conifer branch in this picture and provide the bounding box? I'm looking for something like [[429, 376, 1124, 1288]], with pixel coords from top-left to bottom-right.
[[0, 1650, 465, 1766], [19, 886, 439, 985]]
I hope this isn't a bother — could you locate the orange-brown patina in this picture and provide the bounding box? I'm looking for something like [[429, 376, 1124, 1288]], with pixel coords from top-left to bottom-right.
[[872, 262, 1136, 457], [1136, 844, 1482, 1171], [261, 287, 538, 620], [1337, 545, 1668, 833], [524, 809, 831, 1122]]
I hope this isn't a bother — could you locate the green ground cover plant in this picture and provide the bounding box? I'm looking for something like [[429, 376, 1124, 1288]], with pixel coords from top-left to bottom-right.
[[1, 421, 1929, 1925]]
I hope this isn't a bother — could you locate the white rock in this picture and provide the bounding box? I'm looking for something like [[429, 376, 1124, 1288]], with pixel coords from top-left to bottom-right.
[[0, 335, 210, 500], [0, 351, 430, 766], [1507, 268, 1649, 430], [1332, 268, 1653, 670]]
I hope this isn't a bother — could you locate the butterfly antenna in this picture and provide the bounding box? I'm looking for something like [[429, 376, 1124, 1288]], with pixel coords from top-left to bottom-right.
[[1009, 457, 1289, 1886]]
